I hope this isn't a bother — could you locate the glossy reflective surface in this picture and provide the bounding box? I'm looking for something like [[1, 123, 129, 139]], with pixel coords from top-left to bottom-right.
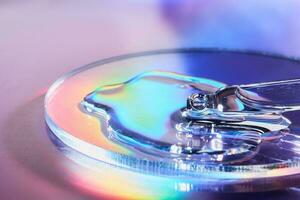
[[83, 71, 285, 164], [3, 1, 300, 199], [45, 49, 300, 191]]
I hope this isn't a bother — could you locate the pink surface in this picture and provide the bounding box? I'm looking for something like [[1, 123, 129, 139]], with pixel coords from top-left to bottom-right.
[[1, 1, 300, 199]]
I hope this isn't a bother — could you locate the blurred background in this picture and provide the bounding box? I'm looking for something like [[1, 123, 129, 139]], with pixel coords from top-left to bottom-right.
[[2, 0, 300, 116], [1, 1, 300, 199]]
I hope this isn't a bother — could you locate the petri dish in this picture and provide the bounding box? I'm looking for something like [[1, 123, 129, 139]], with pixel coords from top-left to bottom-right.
[[45, 48, 300, 190]]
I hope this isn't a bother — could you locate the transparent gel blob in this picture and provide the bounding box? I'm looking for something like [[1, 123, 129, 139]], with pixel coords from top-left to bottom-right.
[[45, 49, 300, 192], [82, 71, 266, 163]]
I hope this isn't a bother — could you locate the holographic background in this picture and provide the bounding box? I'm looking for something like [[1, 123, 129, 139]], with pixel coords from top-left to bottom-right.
[[1, 1, 300, 199]]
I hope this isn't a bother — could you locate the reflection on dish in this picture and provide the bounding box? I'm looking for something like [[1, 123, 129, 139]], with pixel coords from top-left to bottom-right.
[[45, 49, 300, 189], [82, 71, 293, 164]]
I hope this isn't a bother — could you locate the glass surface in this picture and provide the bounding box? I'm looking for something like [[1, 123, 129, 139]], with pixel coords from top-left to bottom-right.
[[45, 49, 300, 191], [237, 79, 300, 111], [83, 71, 278, 164]]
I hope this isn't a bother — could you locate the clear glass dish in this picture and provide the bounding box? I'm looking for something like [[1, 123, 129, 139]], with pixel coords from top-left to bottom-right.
[[45, 49, 300, 191]]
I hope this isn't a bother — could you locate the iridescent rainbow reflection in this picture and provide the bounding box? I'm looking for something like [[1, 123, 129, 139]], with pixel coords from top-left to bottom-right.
[[45, 49, 300, 195], [83, 70, 224, 139], [82, 70, 267, 164], [50, 129, 300, 199]]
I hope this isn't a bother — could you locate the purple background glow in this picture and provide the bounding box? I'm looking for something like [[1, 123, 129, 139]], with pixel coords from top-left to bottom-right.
[[1, 1, 300, 199]]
